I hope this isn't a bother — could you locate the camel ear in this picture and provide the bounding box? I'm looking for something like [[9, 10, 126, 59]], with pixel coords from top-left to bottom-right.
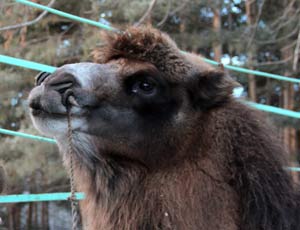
[[187, 70, 239, 110]]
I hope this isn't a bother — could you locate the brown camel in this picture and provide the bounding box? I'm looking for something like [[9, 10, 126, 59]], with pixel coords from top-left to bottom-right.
[[28, 26, 299, 230]]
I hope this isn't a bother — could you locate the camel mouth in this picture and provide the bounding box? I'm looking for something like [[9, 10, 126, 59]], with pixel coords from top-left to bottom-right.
[[30, 107, 45, 116], [29, 100, 49, 117], [30, 107, 67, 118], [29, 103, 68, 118], [28, 93, 68, 118], [29, 92, 84, 120], [29, 99, 42, 114]]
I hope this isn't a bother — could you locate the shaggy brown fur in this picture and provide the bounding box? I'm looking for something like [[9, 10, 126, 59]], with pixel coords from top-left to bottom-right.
[[29, 26, 300, 230]]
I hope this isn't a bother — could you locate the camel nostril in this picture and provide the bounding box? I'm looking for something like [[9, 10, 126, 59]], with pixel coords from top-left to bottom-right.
[[48, 73, 75, 94], [29, 98, 42, 110], [35, 72, 51, 86], [62, 89, 74, 107], [52, 81, 74, 94]]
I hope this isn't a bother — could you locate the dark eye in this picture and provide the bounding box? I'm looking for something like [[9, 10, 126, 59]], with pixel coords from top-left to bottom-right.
[[131, 79, 157, 95]]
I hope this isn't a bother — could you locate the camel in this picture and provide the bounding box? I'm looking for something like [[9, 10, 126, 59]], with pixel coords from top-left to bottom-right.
[[28, 26, 299, 230]]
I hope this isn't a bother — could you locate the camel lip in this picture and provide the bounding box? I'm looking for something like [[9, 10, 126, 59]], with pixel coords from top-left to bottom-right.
[[31, 108, 44, 116], [30, 108, 67, 118], [30, 107, 85, 119], [29, 97, 68, 117]]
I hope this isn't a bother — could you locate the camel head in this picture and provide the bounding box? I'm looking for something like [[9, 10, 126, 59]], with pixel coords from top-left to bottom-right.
[[28, 27, 236, 170]]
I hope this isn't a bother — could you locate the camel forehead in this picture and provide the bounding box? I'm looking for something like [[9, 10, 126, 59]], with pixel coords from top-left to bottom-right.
[[56, 62, 107, 88], [58, 60, 159, 86], [109, 58, 159, 79]]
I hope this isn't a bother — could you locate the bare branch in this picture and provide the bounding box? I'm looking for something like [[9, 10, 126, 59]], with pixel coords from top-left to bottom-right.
[[169, 0, 189, 16], [248, 0, 256, 4], [59, 23, 75, 37], [0, 2, 18, 10], [281, 40, 298, 51], [269, 8, 300, 37], [135, 0, 158, 26], [271, 0, 296, 27], [293, 29, 300, 71], [253, 56, 293, 67], [256, 26, 299, 45], [246, 0, 266, 49], [0, 0, 56, 31], [26, 37, 50, 46], [46, 184, 70, 192], [157, 0, 171, 27]]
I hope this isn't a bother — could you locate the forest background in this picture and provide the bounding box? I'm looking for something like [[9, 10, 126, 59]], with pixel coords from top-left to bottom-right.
[[0, 0, 300, 229]]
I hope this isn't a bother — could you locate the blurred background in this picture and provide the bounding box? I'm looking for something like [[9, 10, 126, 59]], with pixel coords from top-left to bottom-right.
[[0, 0, 300, 229]]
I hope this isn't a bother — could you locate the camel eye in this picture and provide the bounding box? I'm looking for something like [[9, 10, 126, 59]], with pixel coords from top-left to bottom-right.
[[131, 79, 157, 95]]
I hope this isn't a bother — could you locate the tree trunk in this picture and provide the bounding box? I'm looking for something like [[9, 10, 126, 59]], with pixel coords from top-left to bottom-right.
[[178, 12, 187, 50], [33, 202, 38, 228], [8, 205, 14, 230], [15, 205, 21, 230], [245, 0, 257, 102], [282, 45, 298, 182], [42, 202, 49, 230], [27, 203, 33, 230], [290, 30, 300, 181], [212, 3, 222, 62]]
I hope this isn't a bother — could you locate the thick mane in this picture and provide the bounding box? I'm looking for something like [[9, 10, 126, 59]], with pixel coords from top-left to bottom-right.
[[92, 26, 195, 82], [202, 102, 298, 230]]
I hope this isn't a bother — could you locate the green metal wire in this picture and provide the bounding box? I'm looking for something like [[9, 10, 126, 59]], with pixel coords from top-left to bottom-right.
[[0, 192, 85, 203], [15, 0, 300, 84], [246, 102, 300, 119], [0, 54, 56, 73], [0, 127, 56, 143], [287, 167, 300, 172], [202, 58, 300, 84], [15, 0, 119, 32]]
